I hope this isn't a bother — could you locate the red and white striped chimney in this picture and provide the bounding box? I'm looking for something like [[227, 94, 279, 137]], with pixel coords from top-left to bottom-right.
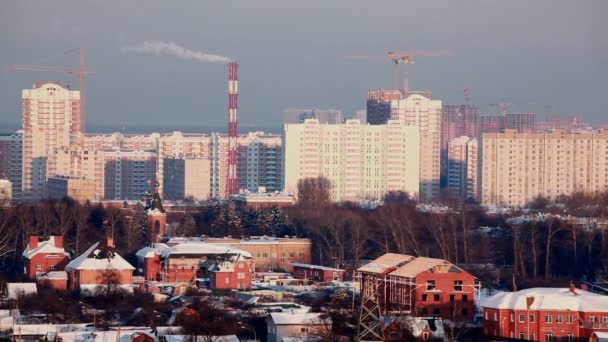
[[226, 61, 239, 196]]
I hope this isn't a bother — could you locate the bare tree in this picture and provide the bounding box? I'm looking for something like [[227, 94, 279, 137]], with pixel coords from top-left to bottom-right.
[[97, 267, 121, 297], [544, 217, 565, 279]]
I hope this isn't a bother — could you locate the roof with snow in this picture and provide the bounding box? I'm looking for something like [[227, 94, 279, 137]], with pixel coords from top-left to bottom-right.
[[6, 283, 38, 299], [36, 271, 68, 280], [208, 254, 252, 273], [358, 253, 415, 274], [290, 263, 344, 272], [65, 242, 135, 271], [135, 243, 170, 258], [269, 312, 326, 325], [22, 236, 69, 259], [160, 242, 252, 259], [482, 287, 608, 312], [389, 257, 462, 278]]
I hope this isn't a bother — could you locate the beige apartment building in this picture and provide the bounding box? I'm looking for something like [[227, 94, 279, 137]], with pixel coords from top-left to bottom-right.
[[47, 146, 105, 200], [284, 118, 419, 202], [22, 81, 82, 199], [47, 176, 97, 203], [482, 129, 608, 207], [163, 157, 211, 200], [389, 93, 442, 201]]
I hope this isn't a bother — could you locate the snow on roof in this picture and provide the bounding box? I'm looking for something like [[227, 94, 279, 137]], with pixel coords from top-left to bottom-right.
[[482, 287, 608, 312], [135, 243, 170, 258], [389, 257, 459, 278], [162, 336, 238, 342], [65, 242, 135, 271], [6, 283, 37, 299], [22, 236, 69, 259], [161, 242, 252, 259], [56, 329, 157, 342], [358, 253, 415, 274], [593, 332, 608, 340], [208, 254, 251, 273], [36, 271, 68, 280], [269, 312, 326, 325], [290, 263, 344, 272]]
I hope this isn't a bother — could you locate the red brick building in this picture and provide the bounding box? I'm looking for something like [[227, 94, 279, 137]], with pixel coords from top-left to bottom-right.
[[357, 253, 480, 321], [145, 185, 167, 243], [290, 263, 345, 282], [36, 271, 68, 290], [22, 236, 70, 280], [209, 254, 254, 289], [482, 286, 608, 341], [65, 239, 135, 292]]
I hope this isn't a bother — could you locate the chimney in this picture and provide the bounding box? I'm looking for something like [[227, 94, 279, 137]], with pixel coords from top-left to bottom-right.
[[53, 236, 64, 249], [580, 283, 589, 292], [29, 236, 39, 250], [107, 237, 114, 249], [569, 281, 578, 296]]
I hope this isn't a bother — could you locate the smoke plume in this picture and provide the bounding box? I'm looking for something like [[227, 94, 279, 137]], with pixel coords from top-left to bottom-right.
[[121, 40, 232, 63]]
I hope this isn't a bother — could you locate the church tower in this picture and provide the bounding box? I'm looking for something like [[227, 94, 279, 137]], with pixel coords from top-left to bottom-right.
[[145, 181, 166, 243]]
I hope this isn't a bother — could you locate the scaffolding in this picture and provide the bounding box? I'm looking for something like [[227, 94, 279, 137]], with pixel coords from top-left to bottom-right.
[[356, 272, 384, 342]]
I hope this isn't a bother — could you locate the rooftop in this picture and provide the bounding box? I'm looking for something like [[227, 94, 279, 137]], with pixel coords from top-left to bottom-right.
[[290, 263, 344, 272], [482, 287, 608, 312], [65, 242, 135, 271], [22, 236, 68, 259], [358, 253, 415, 275], [269, 312, 326, 325]]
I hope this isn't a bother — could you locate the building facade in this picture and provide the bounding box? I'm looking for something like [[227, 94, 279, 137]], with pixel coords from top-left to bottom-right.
[[103, 149, 157, 200], [482, 286, 608, 341], [47, 176, 97, 202], [238, 132, 282, 193], [283, 108, 342, 125], [284, 119, 420, 202], [22, 236, 70, 280], [22, 81, 81, 200], [481, 129, 608, 207], [366, 89, 402, 125], [47, 146, 105, 200], [0, 132, 23, 200], [447, 136, 479, 200], [163, 158, 211, 201]]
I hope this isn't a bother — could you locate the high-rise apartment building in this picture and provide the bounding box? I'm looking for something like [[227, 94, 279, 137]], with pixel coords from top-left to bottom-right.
[[389, 93, 442, 201], [284, 119, 419, 202], [157, 132, 210, 196], [163, 158, 211, 201], [283, 108, 342, 125], [482, 129, 608, 207], [441, 105, 479, 187], [104, 149, 157, 200], [47, 146, 105, 200], [535, 115, 584, 132], [504, 112, 535, 133], [479, 115, 505, 134], [0, 132, 23, 200], [366, 89, 402, 125], [447, 136, 479, 200], [47, 176, 97, 203], [238, 132, 282, 193], [22, 81, 81, 199]]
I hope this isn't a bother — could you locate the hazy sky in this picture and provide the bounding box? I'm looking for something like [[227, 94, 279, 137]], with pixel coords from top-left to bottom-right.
[[1, 0, 606, 131]]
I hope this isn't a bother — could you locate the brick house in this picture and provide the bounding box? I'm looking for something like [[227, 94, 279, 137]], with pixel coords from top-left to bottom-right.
[[208, 254, 253, 290], [482, 285, 608, 341], [357, 253, 480, 321], [36, 271, 68, 290], [65, 239, 135, 292], [290, 262, 345, 282], [22, 236, 70, 280]]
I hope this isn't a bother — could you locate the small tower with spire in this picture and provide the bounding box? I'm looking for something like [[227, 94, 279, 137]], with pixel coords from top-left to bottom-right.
[[145, 180, 166, 243]]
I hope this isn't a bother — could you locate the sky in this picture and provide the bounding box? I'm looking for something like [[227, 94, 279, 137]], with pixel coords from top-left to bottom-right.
[[0, 0, 606, 132]]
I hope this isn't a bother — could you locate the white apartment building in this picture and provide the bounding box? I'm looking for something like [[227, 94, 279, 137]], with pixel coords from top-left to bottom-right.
[[22, 81, 81, 199], [389, 93, 442, 201], [284, 119, 419, 202], [447, 136, 479, 200], [0, 132, 23, 200], [482, 129, 608, 207], [238, 131, 282, 193]]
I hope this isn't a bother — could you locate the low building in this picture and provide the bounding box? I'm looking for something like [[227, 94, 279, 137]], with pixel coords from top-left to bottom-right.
[[290, 263, 344, 282], [168, 236, 312, 272], [208, 254, 254, 290], [231, 190, 295, 209], [47, 176, 97, 203], [22, 236, 70, 280], [383, 316, 445, 341], [482, 285, 608, 341], [36, 271, 68, 290], [267, 312, 328, 342], [65, 239, 135, 292], [356, 253, 479, 321]]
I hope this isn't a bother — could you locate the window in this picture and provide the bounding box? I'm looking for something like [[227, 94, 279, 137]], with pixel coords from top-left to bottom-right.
[[433, 294, 440, 301], [422, 294, 428, 302], [545, 315, 552, 323], [566, 334, 573, 342], [461, 308, 468, 316], [555, 315, 562, 323], [426, 280, 436, 290], [36, 264, 43, 270], [545, 333, 552, 342], [454, 280, 463, 291], [531, 314, 536, 323], [422, 332, 429, 340], [225, 278, 230, 284], [462, 294, 468, 302], [603, 317, 608, 323], [519, 314, 525, 323], [510, 313, 514, 322], [280, 253, 286, 262], [433, 308, 440, 316], [590, 316, 597, 323], [530, 333, 535, 340], [50, 264, 56, 270], [389, 332, 399, 340], [239, 263, 244, 269], [494, 313, 498, 321], [237, 273, 245, 279], [300, 327, 309, 333], [450, 295, 455, 302], [519, 332, 525, 340]]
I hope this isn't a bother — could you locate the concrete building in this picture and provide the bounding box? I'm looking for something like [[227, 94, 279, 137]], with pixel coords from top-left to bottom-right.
[[157, 132, 210, 196], [104, 149, 157, 200], [238, 132, 282, 193], [535, 115, 585, 132], [47, 146, 105, 200], [441, 105, 479, 186], [0, 132, 23, 200], [505, 112, 536, 133], [283, 108, 342, 125], [482, 286, 608, 341], [163, 158, 210, 201], [22, 81, 81, 200], [479, 115, 505, 134], [481, 129, 608, 207], [389, 93, 442, 201], [366, 89, 402, 125], [447, 136, 479, 200], [47, 176, 97, 202], [0, 179, 12, 202], [284, 119, 420, 202]]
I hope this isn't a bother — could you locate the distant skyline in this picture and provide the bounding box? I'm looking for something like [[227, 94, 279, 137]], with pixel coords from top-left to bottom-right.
[[1, 0, 606, 130]]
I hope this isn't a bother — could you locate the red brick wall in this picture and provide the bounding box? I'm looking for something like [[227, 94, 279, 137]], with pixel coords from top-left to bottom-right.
[[26, 254, 69, 280], [144, 255, 162, 281], [211, 260, 252, 289], [148, 213, 166, 243], [37, 278, 68, 291], [69, 269, 133, 290], [413, 271, 477, 321]]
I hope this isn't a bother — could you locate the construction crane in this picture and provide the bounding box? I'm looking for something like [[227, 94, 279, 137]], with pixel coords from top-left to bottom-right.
[[348, 50, 451, 92], [11, 48, 94, 132]]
